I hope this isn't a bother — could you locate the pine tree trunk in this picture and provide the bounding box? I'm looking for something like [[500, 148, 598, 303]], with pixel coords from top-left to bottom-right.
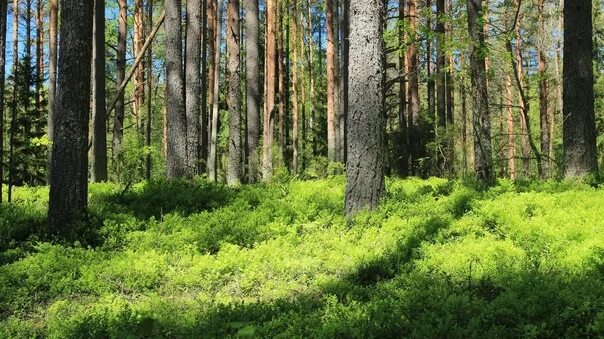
[[262, 0, 277, 181], [113, 0, 127, 159], [397, 0, 408, 177], [291, 0, 300, 174], [134, 0, 145, 132], [326, 0, 337, 163], [199, 0, 208, 175], [48, 0, 94, 233], [8, 0, 19, 202], [165, 0, 188, 178], [245, 0, 260, 182], [208, 0, 223, 181], [345, 0, 385, 216], [145, 0, 154, 180], [407, 0, 421, 176], [227, 0, 242, 185], [505, 74, 516, 180], [47, 0, 58, 184], [537, 0, 549, 179], [277, 0, 286, 166], [563, 0, 598, 177], [0, 0, 6, 202], [186, 0, 202, 176], [435, 0, 446, 174], [91, 0, 107, 182], [466, 0, 493, 184]]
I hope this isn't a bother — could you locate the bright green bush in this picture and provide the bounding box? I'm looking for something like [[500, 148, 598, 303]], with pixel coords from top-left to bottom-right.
[[0, 177, 602, 337]]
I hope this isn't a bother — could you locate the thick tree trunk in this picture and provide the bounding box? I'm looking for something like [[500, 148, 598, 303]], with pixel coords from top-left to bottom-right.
[[326, 0, 337, 163], [165, 0, 187, 178], [245, 0, 260, 182], [47, 0, 58, 184], [186, 0, 202, 176], [466, 0, 493, 184], [113, 0, 127, 158], [48, 0, 94, 232], [208, 0, 223, 181], [0, 0, 6, 202], [227, 0, 242, 185], [91, 0, 107, 182], [345, 0, 385, 216], [262, 0, 277, 181], [563, 0, 597, 177]]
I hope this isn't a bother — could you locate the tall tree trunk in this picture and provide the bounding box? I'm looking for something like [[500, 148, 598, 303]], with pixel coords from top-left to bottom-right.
[[186, 0, 202, 175], [47, 0, 58, 184], [134, 0, 145, 132], [91, 0, 107, 182], [460, 74, 468, 176], [8, 0, 19, 202], [466, 0, 493, 184], [305, 0, 316, 157], [340, 0, 349, 164], [245, 0, 260, 182], [426, 0, 435, 168], [145, 0, 154, 180], [227, 0, 242, 185], [537, 0, 549, 178], [165, 0, 187, 178], [291, 0, 300, 174], [0, 0, 6, 202], [505, 74, 516, 180], [435, 0, 446, 174], [199, 0, 208, 175], [397, 0, 408, 177], [263, 0, 277, 181], [48, 0, 94, 232], [113, 0, 127, 159], [277, 0, 286, 166], [208, 0, 223, 181], [514, 19, 531, 177], [563, 0, 597, 177], [407, 0, 421, 175], [345, 0, 385, 216], [445, 0, 454, 173], [326, 0, 337, 162], [36, 0, 44, 131]]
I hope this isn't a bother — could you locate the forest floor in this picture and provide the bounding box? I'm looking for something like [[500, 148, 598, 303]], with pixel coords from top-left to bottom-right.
[[0, 176, 603, 337]]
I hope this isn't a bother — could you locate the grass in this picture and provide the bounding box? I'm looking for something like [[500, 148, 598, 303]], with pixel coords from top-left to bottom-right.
[[0, 176, 603, 338]]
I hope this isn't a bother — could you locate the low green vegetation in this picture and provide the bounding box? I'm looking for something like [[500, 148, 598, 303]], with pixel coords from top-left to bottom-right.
[[1, 177, 603, 337]]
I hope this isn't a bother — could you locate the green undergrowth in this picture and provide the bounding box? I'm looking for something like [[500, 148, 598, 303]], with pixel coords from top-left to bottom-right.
[[0, 177, 603, 338]]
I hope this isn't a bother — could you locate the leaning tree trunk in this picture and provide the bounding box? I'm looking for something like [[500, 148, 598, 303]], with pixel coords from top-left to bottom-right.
[[345, 0, 385, 216], [186, 0, 202, 176], [466, 0, 493, 184], [226, 0, 242, 185], [563, 0, 597, 177], [166, 0, 187, 178], [0, 0, 6, 202], [113, 0, 127, 159], [245, 0, 260, 182], [48, 0, 94, 233], [91, 0, 107, 182]]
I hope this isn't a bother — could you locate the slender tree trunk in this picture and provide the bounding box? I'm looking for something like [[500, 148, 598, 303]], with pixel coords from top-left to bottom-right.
[[277, 0, 286, 166], [340, 0, 349, 164], [396, 0, 407, 177], [435, 0, 446, 174], [445, 0, 454, 174], [114, 0, 127, 159], [460, 75, 468, 176], [134, 0, 145, 131], [199, 0, 208, 175], [47, 0, 58, 184], [305, 0, 316, 157], [514, 20, 531, 177], [505, 74, 516, 180], [91, 0, 107, 182], [263, 0, 277, 181], [563, 0, 597, 177], [48, 0, 94, 232], [186, 0, 202, 175], [537, 0, 549, 179], [227, 0, 242, 185], [245, 0, 260, 182], [8, 0, 19, 202], [326, 0, 337, 162], [291, 0, 300, 174], [36, 0, 44, 130], [466, 0, 493, 184], [426, 0, 435, 167], [345, 0, 385, 216], [166, 0, 187, 178], [208, 0, 223, 181], [207, 0, 216, 177], [0, 0, 6, 202], [146, 0, 154, 180], [407, 0, 421, 175]]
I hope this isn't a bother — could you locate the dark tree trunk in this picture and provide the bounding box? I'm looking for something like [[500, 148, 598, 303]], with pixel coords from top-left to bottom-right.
[[245, 0, 260, 182], [563, 0, 597, 177], [47, 0, 58, 184], [435, 0, 446, 174], [166, 0, 188, 178], [48, 0, 94, 233], [227, 0, 242, 185], [113, 0, 127, 158], [186, 0, 202, 176], [345, 0, 385, 216], [91, 0, 107, 182], [466, 0, 493, 184]]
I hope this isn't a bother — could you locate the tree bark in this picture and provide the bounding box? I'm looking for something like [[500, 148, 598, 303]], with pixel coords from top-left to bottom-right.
[[407, 0, 421, 176], [345, 0, 385, 216], [48, 0, 94, 233], [245, 0, 260, 182], [435, 0, 446, 174], [146, 0, 154, 180], [466, 0, 493, 184], [227, 0, 242, 185], [199, 0, 209, 175], [291, 0, 300, 174], [262, 0, 277, 181], [113, 0, 127, 158], [326, 0, 337, 163], [186, 0, 202, 175], [0, 0, 6, 202], [505, 74, 516, 180], [91, 0, 107, 182], [563, 0, 598, 177], [47, 0, 58, 184], [208, 0, 223, 181], [537, 0, 549, 178], [134, 0, 145, 132], [8, 0, 19, 202], [165, 0, 187, 178]]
